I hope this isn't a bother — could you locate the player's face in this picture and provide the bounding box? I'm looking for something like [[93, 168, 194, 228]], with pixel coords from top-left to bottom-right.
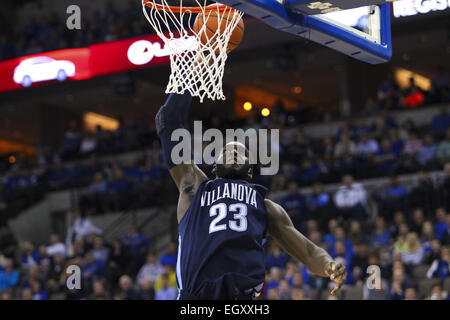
[[213, 142, 252, 181]]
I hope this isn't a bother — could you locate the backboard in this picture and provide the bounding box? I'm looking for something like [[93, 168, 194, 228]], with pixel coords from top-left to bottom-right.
[[216, 0, 394, 64]]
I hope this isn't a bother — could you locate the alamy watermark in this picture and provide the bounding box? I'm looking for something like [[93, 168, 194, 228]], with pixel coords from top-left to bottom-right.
[[66, 5, 81, 30], [366, 265, 381, 290], [171, 121, 280, 175], [66, 265, 81, 290]]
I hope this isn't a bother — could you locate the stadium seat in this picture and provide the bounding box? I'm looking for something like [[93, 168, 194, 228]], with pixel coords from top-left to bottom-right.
[[306, 288, 319, 300], [49, 293, 67, 300], [418, 279, 441, 297], [443, 278, 450, 294], [342, 285, 364, 300], [412, 265, 430, 280]]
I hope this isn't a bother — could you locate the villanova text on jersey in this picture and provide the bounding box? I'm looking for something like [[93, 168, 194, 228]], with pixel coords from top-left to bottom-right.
[[200, 182, 259, 208], [177, 178, 268, 300]]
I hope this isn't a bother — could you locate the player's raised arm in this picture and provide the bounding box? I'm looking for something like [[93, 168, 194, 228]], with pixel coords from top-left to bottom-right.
[[155, 93, 208, 219], [265, 199, 347, 295]]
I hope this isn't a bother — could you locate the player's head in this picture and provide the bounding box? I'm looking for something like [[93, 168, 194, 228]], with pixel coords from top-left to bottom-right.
[[212, 141, 254, 182]]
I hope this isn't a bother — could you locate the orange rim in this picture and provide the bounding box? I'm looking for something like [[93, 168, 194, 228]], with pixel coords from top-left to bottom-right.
[[143, 0, 234, 13]]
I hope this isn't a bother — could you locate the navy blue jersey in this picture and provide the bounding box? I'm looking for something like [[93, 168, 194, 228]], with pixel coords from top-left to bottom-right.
[[176, 178, 268, 299]]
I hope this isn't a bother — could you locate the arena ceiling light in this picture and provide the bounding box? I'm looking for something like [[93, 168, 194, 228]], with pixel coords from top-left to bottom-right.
[[394, 67, 432, 91]]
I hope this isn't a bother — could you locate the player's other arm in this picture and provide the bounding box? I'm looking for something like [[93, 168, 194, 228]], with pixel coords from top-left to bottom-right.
[[265, 199, 347, 295], [155, 93, 207, 210]]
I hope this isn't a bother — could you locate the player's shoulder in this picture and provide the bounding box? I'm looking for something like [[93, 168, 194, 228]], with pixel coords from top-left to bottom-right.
[[264, 198, 281, 212]]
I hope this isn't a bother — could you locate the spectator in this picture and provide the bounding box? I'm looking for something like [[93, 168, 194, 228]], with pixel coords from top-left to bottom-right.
[[80, 132, 97, 155], [278, 279, 291, 300], [332, 241, 352, 271], [306, 183, 332, 229], [31, 280, 47, 300], [0, 290, 12, 300], [91, 236, 109, 263], [89, 280, 107, 300], [266, 267, 282, 292], [426, 283, 449, 300], [356, 133, 379, 158], [46, 253, 65, 292], [402, 131, 422, 156], [121, 225, 150, 274], [351, 241, 370, 283], [378, 175, 408, 216], [389, 129, 404, 156], [435, 208, 449, 240], [0, 259, 19, 291], [290, 286, 307, 300], [399, 233, 424, 266], [117, 275, 139, 300], [66, 211, 102, 244], [441, 214, 450, 245], [20, 265, 45, 292], [333, 133, 356, 158], [426, 246, 449, 279], [46, 234, 66, 258], [404, 286, 417, 300], [21, 288, 33, 300], [334, 175, 367, 221], [281, 181, 306, 230], [373, 139, 397, 173], [424, 240, 442, 265], [371, 217, 391, 247], [83, 252, 107, 283], [266, 287, 280, 300], [323, 219, 339, 249], [431, 105, 450, 139], [87, 172, 108, 194], [155, 274, 177, 300], [348, 220, 363, 244], [421, 221, 435, 246], [389, 211, 406, 238], [137, 252, 164, 286], [432, 65, 449, 94], [20, 242, 40, 269], [139, 278, 155, 300], [437, 128, 450, 164], [390, 268, 409, 300], [409, 209, 425, 235], [327, 227, 354, 260], [154, 264, 177, 292], [409, 171, 435, 216], [61, 120, 82, 160], [416, 134, 438, 168], [377, 71, 400, 108], [107, 240, 130, 286], [159, 241, 177, 269], [266, 244, 288, 270]]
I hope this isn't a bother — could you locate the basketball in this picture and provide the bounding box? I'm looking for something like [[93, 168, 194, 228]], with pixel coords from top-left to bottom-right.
[[193, 8, 244, 54]]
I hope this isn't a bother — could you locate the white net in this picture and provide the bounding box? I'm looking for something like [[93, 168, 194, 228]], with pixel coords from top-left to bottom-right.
[[142, 0, 244, 102]]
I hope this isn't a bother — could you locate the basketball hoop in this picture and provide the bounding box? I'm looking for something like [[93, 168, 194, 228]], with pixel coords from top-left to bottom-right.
[[142, 0, 244, 102]]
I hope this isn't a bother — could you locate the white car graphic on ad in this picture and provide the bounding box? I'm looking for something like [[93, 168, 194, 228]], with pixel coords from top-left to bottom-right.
[[13, 56, 76, 87]]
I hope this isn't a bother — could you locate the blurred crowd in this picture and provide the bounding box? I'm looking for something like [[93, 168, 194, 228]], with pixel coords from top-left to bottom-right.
[[0, 184, 449, 299], [0, 0, 150, 61], [4, 94, 450, 221]]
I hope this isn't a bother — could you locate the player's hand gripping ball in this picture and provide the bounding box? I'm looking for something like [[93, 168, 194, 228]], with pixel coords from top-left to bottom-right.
[[325, 261, 347, 296]]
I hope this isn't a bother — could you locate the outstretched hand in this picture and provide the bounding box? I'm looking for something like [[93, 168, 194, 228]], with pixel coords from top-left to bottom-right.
[[325, 261, 347, 296]]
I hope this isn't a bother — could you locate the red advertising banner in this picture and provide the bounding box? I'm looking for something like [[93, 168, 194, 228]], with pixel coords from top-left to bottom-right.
[[0, 33, 172, 93]]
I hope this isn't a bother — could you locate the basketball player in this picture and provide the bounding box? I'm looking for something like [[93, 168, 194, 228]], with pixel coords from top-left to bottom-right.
[[156, 92, 347, 300]]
